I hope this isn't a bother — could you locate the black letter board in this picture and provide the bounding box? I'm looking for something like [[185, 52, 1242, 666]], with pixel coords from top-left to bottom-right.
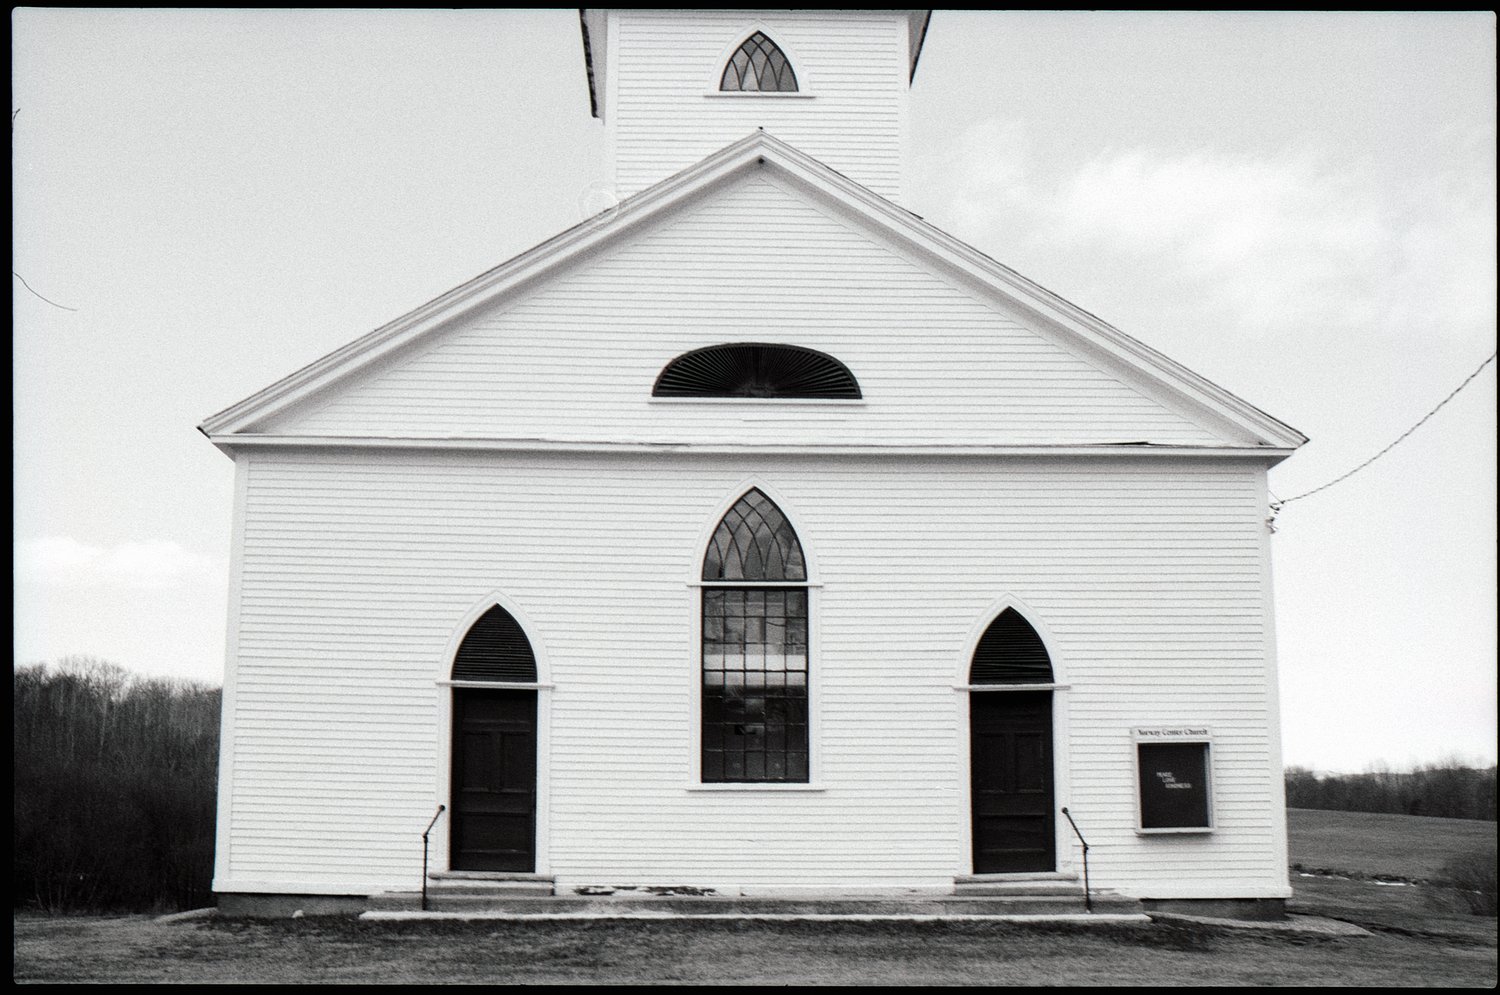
[[1137, 742, 1211, 829]]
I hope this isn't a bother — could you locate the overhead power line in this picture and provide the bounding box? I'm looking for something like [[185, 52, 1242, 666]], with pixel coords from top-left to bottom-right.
[[1271, 350, 1497, 513], [13, 271, 78, 312]]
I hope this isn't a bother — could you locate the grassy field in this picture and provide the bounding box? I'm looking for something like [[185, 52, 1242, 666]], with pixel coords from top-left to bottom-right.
[[12, 910, 1497, 986], [13, 809, 1497, 986], [1287, 807, 1496, 882]]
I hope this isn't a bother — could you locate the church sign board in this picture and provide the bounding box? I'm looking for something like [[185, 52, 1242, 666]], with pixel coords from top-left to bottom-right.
[[1132, 727, 1214, 833]]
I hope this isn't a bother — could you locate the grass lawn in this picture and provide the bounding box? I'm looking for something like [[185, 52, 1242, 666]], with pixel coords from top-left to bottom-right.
[[14, 903, 1497, 986], [1288, 807, 1496, 882], [14, 809, 1496, 985]]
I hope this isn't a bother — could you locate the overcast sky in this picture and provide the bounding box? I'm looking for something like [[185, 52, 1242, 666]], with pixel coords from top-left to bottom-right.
[[13, 10, 1496, 774]]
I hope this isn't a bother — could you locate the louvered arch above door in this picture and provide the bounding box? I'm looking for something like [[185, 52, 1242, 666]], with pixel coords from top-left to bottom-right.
[[451, 604, 538, 683], [970, 608, 1053, 685]]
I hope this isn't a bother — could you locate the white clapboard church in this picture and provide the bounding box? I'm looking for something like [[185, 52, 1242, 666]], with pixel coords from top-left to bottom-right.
[[200, 10, 1305, 914]]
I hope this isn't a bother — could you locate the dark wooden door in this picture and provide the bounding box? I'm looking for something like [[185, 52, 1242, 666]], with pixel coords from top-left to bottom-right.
[[970, 691, 1054, 873], [451, 689, 536, 871]]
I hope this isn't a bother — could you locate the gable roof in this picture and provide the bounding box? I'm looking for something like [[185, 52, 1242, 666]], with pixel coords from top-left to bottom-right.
[[199, 130, 1307, 455]]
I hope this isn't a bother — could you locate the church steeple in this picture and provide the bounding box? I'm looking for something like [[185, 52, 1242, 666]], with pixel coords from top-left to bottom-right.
[[579, 10, 930, 203]]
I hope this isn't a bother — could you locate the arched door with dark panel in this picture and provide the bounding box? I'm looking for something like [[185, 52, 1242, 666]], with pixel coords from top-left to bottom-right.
[[450, 605, 538, 872], [969, 609, 1056, 873]]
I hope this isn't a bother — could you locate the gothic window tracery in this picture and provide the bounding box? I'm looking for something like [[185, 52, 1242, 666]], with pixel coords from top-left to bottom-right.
[[720, 32, 799, 92]]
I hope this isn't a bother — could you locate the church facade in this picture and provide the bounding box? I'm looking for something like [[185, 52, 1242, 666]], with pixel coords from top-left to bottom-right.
[[201, 10, 1304, 907]]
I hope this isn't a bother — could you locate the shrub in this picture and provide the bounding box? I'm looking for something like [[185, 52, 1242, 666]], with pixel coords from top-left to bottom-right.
[[1441, 848, 1498, 917]]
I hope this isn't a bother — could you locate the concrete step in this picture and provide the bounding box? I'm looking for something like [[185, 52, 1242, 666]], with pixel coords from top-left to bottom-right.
[[954, 882, 1086, 900], [428, 871, 553, 881], [424, 873, 554, 898], [375, 892, 1143, 917], [367, 891, 423, 912], [425, 882, 555, 897], [369, 874, 555, 910], [372, 872, 1140, 917], [954, 880, 1084, 898]]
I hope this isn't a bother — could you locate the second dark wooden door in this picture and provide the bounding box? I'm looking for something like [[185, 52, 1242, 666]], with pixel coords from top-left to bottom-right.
[[451, 689, 536, 871], [971, 691, 1054, 873]]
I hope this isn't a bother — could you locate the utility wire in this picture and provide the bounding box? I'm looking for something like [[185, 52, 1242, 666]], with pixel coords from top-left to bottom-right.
[[13, 271, 78, 312], [1271, 350, 1497, 512]]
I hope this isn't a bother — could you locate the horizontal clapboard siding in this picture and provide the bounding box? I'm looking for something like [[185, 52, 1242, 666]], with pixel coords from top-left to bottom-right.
[[609, 11, 907, 198], [222, 451, 1284, 896], [273, 174, 1224, 447]]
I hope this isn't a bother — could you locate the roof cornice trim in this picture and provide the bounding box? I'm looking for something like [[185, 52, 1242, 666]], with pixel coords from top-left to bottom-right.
[[200, 129, 1305, 450], [200, 131, 779, 436], [206, 433, 1297, 464], [743, 139, 1307, 450]]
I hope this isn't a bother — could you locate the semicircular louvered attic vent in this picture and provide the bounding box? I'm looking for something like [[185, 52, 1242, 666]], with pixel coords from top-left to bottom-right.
[[653, 343, 861, 399], [720, 32, 799, 92], [452, 605, 538, 682], [970, 608, 1053, 685]]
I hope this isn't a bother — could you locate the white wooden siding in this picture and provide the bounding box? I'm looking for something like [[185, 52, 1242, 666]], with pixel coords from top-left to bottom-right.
[[606, 10, 908, 199], [217, 451, 1286, 898], [266, 173, 1226, 449]]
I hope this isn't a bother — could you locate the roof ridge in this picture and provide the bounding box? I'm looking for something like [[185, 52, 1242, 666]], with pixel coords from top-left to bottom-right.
[[199, 130, 1304, 451]]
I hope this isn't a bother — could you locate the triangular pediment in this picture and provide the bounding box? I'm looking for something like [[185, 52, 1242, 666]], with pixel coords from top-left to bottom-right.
[[200, 132, 1305, 456]]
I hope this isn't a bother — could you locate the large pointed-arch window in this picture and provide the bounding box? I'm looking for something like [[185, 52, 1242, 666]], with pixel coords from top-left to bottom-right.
[[720, 32, 799, 92], [701, 489, 809, 782]]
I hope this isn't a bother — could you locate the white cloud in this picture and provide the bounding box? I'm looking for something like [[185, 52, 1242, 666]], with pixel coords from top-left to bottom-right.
[[17, 536, 220, 591], [1055, 148, 1393, 330], [914, 120, 1496, 346], [918, 118, 1034, 227], [1058, 150, 1377, 265]]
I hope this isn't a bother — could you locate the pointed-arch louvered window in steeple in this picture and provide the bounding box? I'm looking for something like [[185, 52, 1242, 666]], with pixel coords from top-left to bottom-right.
[[720, 32, 799, 92], [701, 489, 810, 783]]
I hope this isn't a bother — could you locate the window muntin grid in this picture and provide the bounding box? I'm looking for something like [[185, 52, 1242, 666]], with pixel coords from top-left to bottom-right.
[[719, 32, 799, 93], [702, 587, 808, 783]]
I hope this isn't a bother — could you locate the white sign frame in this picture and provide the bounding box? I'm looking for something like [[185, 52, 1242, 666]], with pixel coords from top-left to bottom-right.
[[1132, 727, 1215, 835]]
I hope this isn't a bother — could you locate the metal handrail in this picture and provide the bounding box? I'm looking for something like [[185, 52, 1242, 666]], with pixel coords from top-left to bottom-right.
[[1060, 807, 1093, 913], [421, 805, 446, 912]]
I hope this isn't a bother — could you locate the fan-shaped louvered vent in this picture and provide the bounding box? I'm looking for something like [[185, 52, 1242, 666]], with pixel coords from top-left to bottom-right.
[[970, 609, 1053, 684], [704, 489, 807, 581], [452, 605, 537, 682], [720, 32, 799, 92], [654, 343, 860, 399]]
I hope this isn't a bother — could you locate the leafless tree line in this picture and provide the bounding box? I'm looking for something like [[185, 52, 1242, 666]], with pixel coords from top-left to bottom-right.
[[1285, 762, 1498, 822], [13, 657, 220, 913]]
